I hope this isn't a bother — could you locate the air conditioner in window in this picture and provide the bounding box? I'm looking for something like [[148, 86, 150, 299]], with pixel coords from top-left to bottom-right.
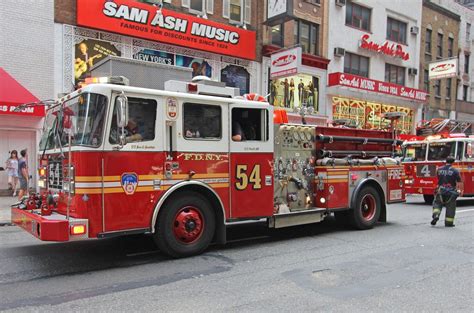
[[410, 26, 419, 35], [335, 0, 346, 7], [334, 47, 346, 57], [408, 68, 418, 76]]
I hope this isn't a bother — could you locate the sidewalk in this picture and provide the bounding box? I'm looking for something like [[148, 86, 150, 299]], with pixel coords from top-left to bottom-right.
[[0, 196, 17, 226]]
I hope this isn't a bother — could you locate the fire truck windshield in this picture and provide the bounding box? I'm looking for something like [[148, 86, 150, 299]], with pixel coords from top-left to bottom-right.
[[402, 143, 427, 161], [427, 142, 456, 161], [39, 93, 107, 149]]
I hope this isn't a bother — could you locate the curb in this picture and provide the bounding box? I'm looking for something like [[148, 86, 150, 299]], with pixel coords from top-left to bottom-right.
[[0, 222, 14, 227]]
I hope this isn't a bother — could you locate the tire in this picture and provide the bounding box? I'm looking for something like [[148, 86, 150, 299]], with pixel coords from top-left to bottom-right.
[[350, 186, 381, 230], [423, 194, 434, 205], [153, 192, 215, 258]]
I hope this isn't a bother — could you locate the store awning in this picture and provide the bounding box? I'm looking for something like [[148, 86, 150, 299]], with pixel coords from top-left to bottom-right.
[[0, 67, 44, 117]]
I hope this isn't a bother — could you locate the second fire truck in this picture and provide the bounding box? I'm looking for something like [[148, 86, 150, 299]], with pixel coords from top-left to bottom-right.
[[12, 77, 405, 257]]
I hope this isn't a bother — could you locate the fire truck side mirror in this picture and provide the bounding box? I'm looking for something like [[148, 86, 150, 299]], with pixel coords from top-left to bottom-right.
[[467, 143, 473, 158], [116, 94, 129, 128]]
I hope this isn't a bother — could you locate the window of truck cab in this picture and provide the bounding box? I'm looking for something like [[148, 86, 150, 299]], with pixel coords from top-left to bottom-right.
[[231, 108, 269, 142], [109, 97, 157, 144], [46, 93, 108, 149], [183, 103, 222, 140]]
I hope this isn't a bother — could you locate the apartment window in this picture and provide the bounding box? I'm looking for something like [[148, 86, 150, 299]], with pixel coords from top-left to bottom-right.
[[424, 69, 430, 92], [294, 20, 319, 55], [434, 80, 441, 97], [188, 0, 204, 13], [465, 53, 470, 73], [230, 0, 242, 22], [345, 0, 371, 31], [437, 33, 443, 58], [446, 78, 452, 99], [385, 63, 405, 86], [467, 23, 471, 42], [271, 24, 284, 47], [387, 17, 407, 44], [463, 85, 468, 101], [448, 37, 454, 57], [344, 53, 369, 77], [425, 29, 432, 54]]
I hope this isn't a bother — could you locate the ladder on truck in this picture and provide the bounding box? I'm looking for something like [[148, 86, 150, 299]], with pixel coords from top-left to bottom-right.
[[416, 119, 473, 136]]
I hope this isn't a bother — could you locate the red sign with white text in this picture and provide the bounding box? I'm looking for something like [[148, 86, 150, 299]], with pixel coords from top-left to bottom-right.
[[0, 104, 45, 117], [328, 72, 427, 102], [360, 34, 410, 61], [76, 0, 256, 60]]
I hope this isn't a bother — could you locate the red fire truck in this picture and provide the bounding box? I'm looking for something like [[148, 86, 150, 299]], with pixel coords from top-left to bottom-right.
[[402, 119, 474, 204], [12, 77, 405, 257]]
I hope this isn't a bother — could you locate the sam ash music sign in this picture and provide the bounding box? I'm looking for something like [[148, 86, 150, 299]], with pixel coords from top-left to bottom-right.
[[76, 0, 256, 60]]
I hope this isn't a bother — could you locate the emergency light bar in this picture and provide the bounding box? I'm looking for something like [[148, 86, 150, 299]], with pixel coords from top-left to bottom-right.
[[84, 76, 130, 86]]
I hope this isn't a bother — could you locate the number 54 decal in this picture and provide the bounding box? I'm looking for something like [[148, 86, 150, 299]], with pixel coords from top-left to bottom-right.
[[235, 164, 262, 190]]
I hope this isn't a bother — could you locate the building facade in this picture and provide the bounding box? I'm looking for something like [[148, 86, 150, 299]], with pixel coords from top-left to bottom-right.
[[54, 0, 261, 97], [326, 0, 427, 134], [0, 1, 54, 190], [420, 0, 461, 120], [261, 0, 330, 124], [431, 0, 474, 122]]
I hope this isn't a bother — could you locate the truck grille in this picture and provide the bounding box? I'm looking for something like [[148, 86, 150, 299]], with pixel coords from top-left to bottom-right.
[[48, 161, 63, 189]]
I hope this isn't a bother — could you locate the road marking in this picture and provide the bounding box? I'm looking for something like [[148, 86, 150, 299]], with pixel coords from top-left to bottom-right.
[[457, 209, 474, 213]]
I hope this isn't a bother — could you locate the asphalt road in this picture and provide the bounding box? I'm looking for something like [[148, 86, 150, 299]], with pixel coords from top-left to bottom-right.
[[0, 195, 473, 312]]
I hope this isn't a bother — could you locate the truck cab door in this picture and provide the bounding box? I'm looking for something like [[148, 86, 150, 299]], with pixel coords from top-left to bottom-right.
[[229, 103, 274, 219]]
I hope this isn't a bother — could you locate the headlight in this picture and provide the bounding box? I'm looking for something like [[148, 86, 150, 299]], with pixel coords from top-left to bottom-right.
[[63, 181, 75, 194], [404, 179, 414, 184], [320, 197, 326, 204], [38, 180, 46, 188]]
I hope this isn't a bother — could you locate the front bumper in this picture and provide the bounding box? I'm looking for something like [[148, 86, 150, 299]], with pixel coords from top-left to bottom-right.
[[11, 208, 89, 242]]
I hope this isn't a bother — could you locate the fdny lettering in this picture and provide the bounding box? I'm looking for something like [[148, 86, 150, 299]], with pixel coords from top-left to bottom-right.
[[190, 23, 239, 44], [103, 2, 149, 24], [182, 153, 226, 161]]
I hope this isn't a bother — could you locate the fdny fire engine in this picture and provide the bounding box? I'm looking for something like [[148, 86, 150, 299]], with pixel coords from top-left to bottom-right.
[[402, 119, 474, 204], [12, 77, 405, 258]]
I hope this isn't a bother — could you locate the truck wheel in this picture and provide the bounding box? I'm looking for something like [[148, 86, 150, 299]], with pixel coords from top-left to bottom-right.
[[423, 194, 434, 205], [350, 186, 381, 230], [154, 192, 215, 258]]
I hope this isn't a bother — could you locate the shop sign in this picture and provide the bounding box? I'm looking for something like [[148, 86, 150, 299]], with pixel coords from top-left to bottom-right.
[[133, 49, 174, 66], [0, 104, 45, 117], [328, 72, 427, 102], [270, 47, 302, 79], [429, 58, 458, 80], [269, 74, 319, 112], [359, 34, 409, 61], [77, 0, 256, 60]]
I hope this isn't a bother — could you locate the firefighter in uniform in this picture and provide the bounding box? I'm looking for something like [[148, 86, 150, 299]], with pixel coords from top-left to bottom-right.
[[431, 156, 462, 227]]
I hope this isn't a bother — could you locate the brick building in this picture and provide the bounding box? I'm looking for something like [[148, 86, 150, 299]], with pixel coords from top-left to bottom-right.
[[420, 0, 461, 119], [54, 0, 262, 96], [260, 0, 330, 124]]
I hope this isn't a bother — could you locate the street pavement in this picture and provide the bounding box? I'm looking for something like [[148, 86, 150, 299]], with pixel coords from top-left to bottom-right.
[[0, 195, 473, 312]]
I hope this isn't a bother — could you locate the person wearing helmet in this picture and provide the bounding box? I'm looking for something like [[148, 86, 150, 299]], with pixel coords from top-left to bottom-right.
[[431, 155, 462, 227]]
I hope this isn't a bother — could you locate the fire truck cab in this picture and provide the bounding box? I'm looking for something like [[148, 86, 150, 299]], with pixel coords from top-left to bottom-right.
[[402, 134, 474, 204], [12, 77, 405, 258]]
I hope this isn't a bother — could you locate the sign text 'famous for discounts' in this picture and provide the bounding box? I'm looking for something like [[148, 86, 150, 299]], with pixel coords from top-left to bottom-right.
[[328, 72, 427, 101], [77, 0, 256, 60]]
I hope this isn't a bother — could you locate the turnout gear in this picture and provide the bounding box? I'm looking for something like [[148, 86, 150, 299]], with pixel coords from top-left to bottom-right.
[[431, 163, 461, 227]]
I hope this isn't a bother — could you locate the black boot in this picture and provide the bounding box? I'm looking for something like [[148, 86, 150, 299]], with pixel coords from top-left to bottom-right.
[[431, 215, 439, 226]]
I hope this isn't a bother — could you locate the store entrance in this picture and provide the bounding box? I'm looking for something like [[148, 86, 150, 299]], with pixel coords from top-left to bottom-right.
[[0, 130, 36, 191]]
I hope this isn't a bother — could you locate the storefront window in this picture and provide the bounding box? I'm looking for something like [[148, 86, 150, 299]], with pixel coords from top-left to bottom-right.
[[332, 96, 414, 134], [176, 55, 212, 78], [344, 53, 369, 78], [221, 65, 249, 96], [269, 74, 319, 113]]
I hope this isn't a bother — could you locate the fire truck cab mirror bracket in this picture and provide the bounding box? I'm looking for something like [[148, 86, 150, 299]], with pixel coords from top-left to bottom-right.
[[116, 92, 129, 147]]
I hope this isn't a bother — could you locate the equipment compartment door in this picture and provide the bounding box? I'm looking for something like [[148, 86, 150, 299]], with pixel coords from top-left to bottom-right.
[[229, 104, 274, 218]]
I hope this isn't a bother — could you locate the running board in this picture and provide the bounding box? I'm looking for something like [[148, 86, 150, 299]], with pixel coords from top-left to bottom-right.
[[269, 208, 328, 229]]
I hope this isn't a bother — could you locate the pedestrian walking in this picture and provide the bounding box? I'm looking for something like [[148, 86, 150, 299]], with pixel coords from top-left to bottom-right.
[[17, 149, 29, 201], [431, 155, 462, 227], [5, 150, 19, 196]]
